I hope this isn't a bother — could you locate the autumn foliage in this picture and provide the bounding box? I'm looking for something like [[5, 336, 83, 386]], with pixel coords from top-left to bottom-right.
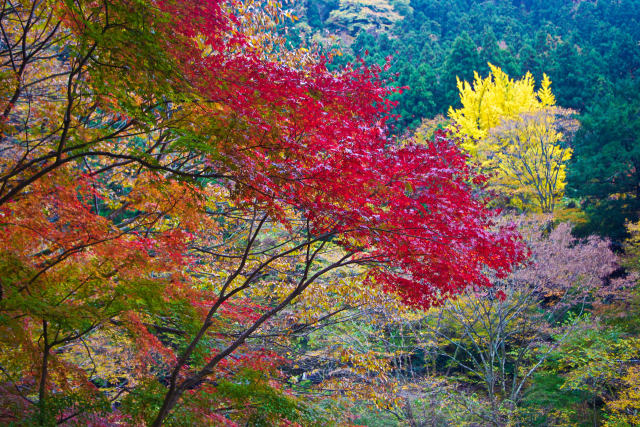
[[449, 65, 577, 213], [0, 0, 526, 424]]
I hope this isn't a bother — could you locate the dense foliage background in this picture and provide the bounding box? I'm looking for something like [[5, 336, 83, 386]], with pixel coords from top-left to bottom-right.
[[292, 0, 640, 240], [2, 0, 640, 426], [283, 2, 640, 424]]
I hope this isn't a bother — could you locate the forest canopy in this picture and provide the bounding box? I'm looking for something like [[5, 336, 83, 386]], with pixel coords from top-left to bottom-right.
[[1, 0, 640, 425]]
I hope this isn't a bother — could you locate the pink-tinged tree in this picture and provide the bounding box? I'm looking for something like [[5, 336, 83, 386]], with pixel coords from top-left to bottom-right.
[[411, 218, 632, 425]]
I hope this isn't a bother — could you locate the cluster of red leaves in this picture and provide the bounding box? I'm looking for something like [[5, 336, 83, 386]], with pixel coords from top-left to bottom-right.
[[143, 0, 527, 307], [0, 168, 212, 415], [0, 170, 200, 277], [51, 0, 527, 309]]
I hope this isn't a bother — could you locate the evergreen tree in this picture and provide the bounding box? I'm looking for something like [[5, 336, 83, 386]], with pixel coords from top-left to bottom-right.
[[443, 32, 480, 108], [568, 80, 640, 240]]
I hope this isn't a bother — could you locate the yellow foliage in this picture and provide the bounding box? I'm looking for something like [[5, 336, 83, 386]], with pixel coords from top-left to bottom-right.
[[449, 64, 542, 147], [412, 114, 449, 144], [605, 366, 640, 426], [448, 64, 577, 213], [623, 220, 640, 272], [538, 73, 556, 107]]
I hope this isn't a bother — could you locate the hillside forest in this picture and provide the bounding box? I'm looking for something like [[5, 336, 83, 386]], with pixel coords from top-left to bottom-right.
[[1, 0, 640, 426]]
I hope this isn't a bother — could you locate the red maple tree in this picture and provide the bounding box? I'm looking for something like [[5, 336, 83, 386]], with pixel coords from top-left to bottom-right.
[[0, 0, 526, 424]]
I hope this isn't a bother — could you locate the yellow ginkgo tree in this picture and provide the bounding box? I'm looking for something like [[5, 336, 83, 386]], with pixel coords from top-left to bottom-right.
[[448, 64, 578, 213]]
